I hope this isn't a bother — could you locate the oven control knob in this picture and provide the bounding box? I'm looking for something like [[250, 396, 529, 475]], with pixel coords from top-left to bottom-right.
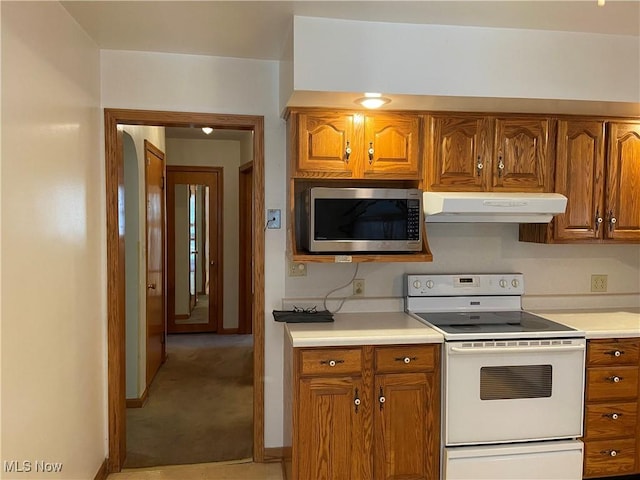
[[413, 280, 421, 289], [499, 279, 508, 288], [425, 280, 435, 289], [511, 279, 520, 288]]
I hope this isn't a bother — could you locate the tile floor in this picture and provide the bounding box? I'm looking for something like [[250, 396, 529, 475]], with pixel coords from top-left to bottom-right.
[[106, 459, 283, 480]]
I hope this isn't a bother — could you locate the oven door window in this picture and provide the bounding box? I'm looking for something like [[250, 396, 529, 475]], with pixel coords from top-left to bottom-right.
[[480, 365, 552, 400]]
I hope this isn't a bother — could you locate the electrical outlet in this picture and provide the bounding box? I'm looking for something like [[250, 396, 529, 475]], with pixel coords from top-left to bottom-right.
[[353, 279, 365, 297], [591, 274, 608, 292], [288, 261, 307, 277]]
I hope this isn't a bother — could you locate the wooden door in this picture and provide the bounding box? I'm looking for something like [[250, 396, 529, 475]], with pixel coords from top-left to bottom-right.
[[144, 140, 166, 384], [296, 111, 360, 177], [493, 117, 552, 192], [166, 167, 223, 333], [374, 373, 436, 480], [363, 113, 421, 179], [554, 120, 606, 241], [605, 122, 640, 242], [238, 162, 253, 335], [426, 114, 491, 191], [297, 376, 372, 480]]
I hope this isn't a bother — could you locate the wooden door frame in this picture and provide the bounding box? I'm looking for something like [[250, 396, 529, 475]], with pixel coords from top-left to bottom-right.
[[238, 162, 253, 335], [105, 109, 265, 472], [166, 166, 224, 334]]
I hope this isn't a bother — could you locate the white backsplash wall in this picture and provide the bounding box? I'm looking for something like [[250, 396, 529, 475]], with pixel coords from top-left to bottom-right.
[[285, 223, 640, 311]]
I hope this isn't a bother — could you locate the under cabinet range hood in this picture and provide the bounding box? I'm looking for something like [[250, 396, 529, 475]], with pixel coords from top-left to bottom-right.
[[423, 192, 568, 223]]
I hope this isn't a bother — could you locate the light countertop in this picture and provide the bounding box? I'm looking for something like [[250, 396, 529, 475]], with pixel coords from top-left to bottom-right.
[[285, 311, 444, 347], [534, 309, 640, 339]]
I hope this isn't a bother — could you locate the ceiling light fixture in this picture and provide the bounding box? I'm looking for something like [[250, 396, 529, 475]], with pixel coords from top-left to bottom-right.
[[597, 0, 605, 5], [355, 92, 391, 109], [202, 127, 213, 135]]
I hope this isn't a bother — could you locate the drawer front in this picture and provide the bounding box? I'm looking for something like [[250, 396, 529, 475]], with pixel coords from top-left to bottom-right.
[[586, 366, 639, 402], [584, 402, 638, 439], [299, 348, 362, 376], [583, 438, 637, 478], [374, 345, 436, 374], [588, 339, 640, 367]]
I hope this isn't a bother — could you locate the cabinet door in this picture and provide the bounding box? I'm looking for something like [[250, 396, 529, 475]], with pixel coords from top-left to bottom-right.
[[374, 373, 438, 480], [296, 112, 361, 177], [364, 113, 421, 179], [554, 120, 606, 241], [427, 115, 490, 191], [493, 117, 552, 192], [605, 122, 640, 241], [298, 376, 372, 480]]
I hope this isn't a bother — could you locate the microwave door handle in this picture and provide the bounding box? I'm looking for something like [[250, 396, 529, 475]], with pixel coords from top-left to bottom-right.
[[449, 345, 585, 355]]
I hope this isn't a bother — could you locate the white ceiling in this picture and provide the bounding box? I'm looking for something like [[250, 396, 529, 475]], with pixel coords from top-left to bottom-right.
[[63, 1, 640, 61]]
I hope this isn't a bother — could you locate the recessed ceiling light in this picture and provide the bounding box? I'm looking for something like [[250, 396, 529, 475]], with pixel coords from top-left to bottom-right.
[[202, 127, 213, 135]]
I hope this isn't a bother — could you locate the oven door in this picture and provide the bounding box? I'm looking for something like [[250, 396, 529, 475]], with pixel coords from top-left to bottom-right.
[[444, 338, 585, 445]]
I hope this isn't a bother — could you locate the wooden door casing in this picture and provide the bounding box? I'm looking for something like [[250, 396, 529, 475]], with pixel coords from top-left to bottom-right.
[[374, 372, 435, 480], [427, 114, 490, 191], [553, 120, 606, 241], [606, 122, 640, 241], [363, 113, 421, 179], [238, 162, 253, 335], [492, 117, 552, 192], [144, 140, 166, 385], [297, 376, 372, 480]]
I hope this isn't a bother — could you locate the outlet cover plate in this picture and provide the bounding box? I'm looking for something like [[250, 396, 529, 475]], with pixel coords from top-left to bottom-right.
[[288, 261, 307, 277]]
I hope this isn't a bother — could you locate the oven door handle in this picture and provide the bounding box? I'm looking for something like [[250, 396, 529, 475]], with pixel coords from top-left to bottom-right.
[[449, 345, 585, 355]]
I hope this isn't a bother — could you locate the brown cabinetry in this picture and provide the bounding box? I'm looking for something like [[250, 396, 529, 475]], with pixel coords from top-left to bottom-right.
[[582, 338, 640, 478], [426, 114, 553, 192], [292, 110, 422, 180], [520, 120, 640, 244], [284, 343, 440, 480]]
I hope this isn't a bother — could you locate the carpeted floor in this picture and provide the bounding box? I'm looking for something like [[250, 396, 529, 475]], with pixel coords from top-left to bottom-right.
[[125, 334, 253, 468]]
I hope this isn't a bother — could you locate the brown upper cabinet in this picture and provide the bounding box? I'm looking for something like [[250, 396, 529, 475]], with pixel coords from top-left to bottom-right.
[[426, 114, 553, 192], [291, 109, 422, 180], [521, 120, 640, 243]]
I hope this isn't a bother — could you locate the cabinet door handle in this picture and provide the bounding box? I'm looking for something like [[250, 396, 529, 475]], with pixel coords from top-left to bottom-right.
[[595, 210, 603, 232], [605, 350, 624, 357], [497, 154, 505, 177], [603, 412, 622, 420], [606, 375, 623, 383], [477, 155, 483, 176], [395, 356, 417, 364], [354, 388, 361, 413], [601, 449, 619, 457], [320, 359, 344, 367], [378, 386, 385, 411], [609, 211, 617, 231], [345, 141, 351, 163], [368, 142, 374, 164], [147, 283, 157, 290]]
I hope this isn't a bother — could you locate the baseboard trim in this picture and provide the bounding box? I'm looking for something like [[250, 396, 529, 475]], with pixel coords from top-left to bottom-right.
[[126, 385, 149, 408], [263, 447, 284, 462], [93, 458, 108, 480]]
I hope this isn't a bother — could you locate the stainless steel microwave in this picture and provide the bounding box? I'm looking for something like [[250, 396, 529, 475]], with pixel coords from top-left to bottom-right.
[[298, 187, 423, 253]]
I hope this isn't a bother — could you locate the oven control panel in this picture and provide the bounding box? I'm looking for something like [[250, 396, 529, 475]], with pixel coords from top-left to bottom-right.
[[406, 273, 524, 296]]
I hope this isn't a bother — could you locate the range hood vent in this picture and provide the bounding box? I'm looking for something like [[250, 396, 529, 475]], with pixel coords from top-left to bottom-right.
[[424, 192, 567, 223]]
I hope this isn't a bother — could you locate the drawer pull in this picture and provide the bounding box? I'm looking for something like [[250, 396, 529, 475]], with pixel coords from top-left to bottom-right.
[[605, 350, 625, 357], [601, 449, 619, 457], [395, 356, 417, 364], [320, 359, 344, 367], [603, 413, 622, 420], [606, 375, 623, 383]]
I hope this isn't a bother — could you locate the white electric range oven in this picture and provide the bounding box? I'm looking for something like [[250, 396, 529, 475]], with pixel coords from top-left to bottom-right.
[[405, 273, 586, 480]]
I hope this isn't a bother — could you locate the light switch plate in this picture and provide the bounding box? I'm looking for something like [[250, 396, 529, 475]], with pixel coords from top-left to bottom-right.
[[266, 209, 281, 229]]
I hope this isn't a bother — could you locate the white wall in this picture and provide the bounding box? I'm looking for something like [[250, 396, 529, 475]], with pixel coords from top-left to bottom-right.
[[121, 125, 165, 399], [101, 49, 287, 447], [166, 138, 243, 330], [292, 16, 640, 103], [1, 2, 105, 478]]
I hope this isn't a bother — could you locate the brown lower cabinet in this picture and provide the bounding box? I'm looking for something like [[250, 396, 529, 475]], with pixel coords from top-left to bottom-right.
[[582, 338, 640, 479], [283, 342, 440, 480]]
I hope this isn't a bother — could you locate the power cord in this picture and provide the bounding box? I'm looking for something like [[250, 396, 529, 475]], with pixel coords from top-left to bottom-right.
[[323, 263, 360, 314]]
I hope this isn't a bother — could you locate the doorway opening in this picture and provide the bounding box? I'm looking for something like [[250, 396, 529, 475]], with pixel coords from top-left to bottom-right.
[[105, 109, 265, 473]]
